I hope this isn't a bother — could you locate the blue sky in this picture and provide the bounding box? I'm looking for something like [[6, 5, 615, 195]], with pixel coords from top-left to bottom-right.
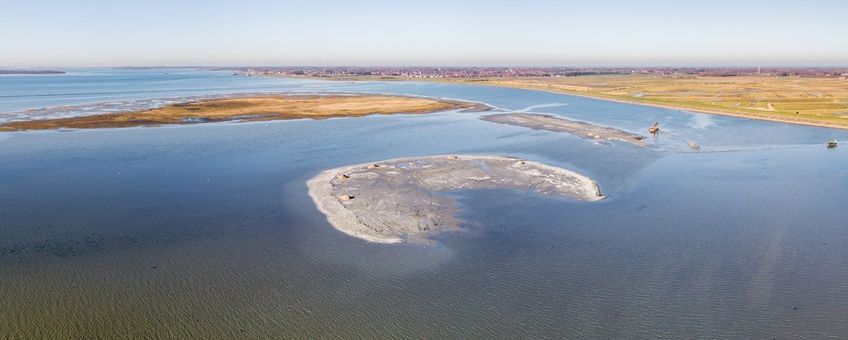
[[1, 0, 846, 67]]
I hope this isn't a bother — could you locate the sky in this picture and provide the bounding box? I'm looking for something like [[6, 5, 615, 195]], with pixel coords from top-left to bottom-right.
[[1, 0, 846, 67]]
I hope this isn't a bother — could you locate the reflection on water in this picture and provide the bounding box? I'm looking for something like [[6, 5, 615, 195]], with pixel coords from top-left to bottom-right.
[[1, 69, 847, 338], [687, 112, 717, 129]]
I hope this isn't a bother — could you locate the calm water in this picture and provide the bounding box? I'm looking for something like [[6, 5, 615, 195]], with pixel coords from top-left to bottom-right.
[[1, 69, 847, 338]]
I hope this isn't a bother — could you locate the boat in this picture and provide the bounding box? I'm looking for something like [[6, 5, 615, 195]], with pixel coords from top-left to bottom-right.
[[648, 122, 660, 134], [827, 139, 838, 148]]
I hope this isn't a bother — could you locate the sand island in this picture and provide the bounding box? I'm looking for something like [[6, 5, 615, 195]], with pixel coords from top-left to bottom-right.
[[482, 113, 647, 146], [0, 94, 488, 131], [307, 155, 604, 244]]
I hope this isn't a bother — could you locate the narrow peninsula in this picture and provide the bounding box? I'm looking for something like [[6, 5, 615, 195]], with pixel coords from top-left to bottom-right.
[[0, 94, 487, 131], [307, 155, 604, 244]]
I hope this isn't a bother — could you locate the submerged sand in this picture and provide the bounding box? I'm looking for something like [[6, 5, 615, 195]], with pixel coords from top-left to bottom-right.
[[482, 113, 647, 146], [307, 155, 604, 244]]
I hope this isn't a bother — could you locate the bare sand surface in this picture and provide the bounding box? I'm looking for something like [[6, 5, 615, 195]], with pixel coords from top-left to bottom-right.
[[482, 113, 647, 146], [307, 155, 604, 244]]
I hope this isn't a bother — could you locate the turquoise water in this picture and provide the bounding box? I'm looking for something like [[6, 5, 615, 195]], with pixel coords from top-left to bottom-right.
[[1, 69, 847, 338]]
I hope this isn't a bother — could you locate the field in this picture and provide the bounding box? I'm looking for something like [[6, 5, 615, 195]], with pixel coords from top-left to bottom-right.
[[446, 75, 848, 129]]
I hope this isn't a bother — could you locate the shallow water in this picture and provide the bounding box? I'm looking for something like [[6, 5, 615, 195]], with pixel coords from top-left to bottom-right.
[[1, 69, 847, 338]]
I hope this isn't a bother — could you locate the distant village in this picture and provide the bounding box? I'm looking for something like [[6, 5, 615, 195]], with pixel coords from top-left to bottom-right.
[[0, 69, 65, 75], [226, 66, 848, 79]]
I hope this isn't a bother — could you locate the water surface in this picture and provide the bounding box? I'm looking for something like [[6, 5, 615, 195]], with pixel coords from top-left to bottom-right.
[[1, 69, 847, 338]]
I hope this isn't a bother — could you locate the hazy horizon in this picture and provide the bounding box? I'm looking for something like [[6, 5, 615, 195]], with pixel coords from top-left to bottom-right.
[[4, 63, 848, 69], [2, 0, 847, 67]]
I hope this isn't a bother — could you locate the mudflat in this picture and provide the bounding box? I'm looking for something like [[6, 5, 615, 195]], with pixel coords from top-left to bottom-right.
[[482, 113, 647, 146], [0, 94, 486, 131], [307, 155, 604, 244]]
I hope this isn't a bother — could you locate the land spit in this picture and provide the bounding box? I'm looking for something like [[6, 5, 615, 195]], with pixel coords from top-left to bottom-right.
[[482, 113, 647, 146], [307, 155, 604, 244], [0, 94, 489, 131]]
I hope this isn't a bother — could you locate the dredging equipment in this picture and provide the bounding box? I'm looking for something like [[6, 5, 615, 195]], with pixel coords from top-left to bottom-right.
[[648, 122, 660, 134]]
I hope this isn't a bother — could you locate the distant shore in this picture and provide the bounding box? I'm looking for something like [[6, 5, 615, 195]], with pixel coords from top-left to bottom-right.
[[262, 74, 848, 130], [0, 69, 65, 75], [0, 94, 487, 131], [462, 81, 848, 130]]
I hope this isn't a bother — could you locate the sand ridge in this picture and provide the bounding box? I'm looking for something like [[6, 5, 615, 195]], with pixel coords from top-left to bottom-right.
[[482, 113, 647, 146]]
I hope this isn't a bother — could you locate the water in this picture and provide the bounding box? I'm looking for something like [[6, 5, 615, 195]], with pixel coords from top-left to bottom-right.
[[1, 69, 847, 338]]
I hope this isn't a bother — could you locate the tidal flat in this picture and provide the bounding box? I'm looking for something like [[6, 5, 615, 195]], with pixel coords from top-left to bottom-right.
[[0, 94, 486, 131], [482, 112, 648, 146]]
